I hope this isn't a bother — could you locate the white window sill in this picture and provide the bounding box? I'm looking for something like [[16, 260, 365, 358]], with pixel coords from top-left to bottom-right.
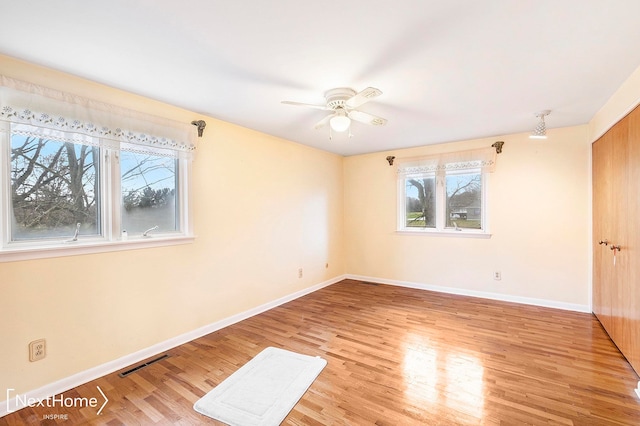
[[396, 229, 492, 239], [0, 235, 195, 263]]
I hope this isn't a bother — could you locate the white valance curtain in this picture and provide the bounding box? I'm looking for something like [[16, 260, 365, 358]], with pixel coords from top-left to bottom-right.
[[396, 147, 497, 178], [0, 75, 196, 158]]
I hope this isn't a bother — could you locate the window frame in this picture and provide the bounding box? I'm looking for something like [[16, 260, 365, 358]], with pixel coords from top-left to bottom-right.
[[118, 146, 182, 236], [397, 168, 491, 238], [0, 122, 194, 262]]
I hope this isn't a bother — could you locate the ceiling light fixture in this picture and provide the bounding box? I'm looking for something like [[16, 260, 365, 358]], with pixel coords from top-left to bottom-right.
[[329, 110, 351, 132], [529, 110, 551, 139]]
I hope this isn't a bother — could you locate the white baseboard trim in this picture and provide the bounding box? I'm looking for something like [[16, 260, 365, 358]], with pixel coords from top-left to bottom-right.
[[0, 274, 346, 418], [346, 274, 591, 313]]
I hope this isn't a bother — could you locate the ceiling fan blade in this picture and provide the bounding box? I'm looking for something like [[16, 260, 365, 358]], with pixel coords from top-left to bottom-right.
[[313, 113, 333, 130], [348, 110, 387, 126], [345, 87, 383, 108], [281, 100, 329, 111]]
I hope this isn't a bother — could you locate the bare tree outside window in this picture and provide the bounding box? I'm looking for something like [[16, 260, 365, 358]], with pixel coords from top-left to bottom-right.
[[2, 109, 192, 257], [9, 132, 179, 241], [402, 168, 483, 232], [10, 134, 99, 240], [405, 175, 436, 228], [446, 171, 481, 229]]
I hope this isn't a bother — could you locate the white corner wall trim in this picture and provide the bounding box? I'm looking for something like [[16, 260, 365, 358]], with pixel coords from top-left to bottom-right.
[[0, 274, 346, 418], [346, 274, 591, 313]]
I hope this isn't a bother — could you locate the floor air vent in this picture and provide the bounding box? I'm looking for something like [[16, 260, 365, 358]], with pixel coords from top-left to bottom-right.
[[119, 354, 169, 377]]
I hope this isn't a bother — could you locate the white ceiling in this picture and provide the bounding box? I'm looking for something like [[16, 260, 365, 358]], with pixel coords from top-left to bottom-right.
[[1, 1, 640, 156]]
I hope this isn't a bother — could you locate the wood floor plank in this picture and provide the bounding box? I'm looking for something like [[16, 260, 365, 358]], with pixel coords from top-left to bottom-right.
[[2, 279, 639, 425]]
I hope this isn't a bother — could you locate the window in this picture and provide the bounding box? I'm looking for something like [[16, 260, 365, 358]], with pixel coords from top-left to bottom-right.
[[0, 75, 197, 261], [10, 132, 101, 240], [404, 174, 436, 228], [120, 146, 179, 234], [445, 170, 482, 230], [397, 148, 496, 236]]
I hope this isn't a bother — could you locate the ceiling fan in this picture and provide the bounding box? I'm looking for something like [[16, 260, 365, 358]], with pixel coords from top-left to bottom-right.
[[282, 87, 387, 137]]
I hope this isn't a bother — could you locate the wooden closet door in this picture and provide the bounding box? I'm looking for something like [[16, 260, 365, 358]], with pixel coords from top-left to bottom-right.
[[592, 132, 614, 334], [610, 117, 629, 351], [623, 107, 640, 372], [593, 108, 640, 376]]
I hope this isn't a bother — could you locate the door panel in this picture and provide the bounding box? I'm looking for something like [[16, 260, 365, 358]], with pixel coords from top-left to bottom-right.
[[610, 117, 629, 348], [592, 105, 640, 376], [592, 132, 613, 334], [623, 107, 640, 373]]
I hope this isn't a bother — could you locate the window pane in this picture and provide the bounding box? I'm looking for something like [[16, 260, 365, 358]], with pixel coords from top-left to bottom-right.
[[10, 134, 100, 240], [446, 170, 481, 229], [405, 176, 436, 228], [121, 151, 178, 235]]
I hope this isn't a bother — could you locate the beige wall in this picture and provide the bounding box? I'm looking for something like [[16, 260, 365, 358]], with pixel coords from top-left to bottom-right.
[[0, 56, 345, 395], [3, 52, 640, 401], [344, 126, 591, 307]]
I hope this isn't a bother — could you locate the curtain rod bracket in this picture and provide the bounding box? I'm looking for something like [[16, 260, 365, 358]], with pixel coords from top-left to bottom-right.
[[191, 120, 206, 137], [386, 156, 395, 166], [492, 141, 504, 154]]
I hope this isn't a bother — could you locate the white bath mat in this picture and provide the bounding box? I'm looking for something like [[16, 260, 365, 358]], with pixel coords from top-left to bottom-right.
[[194, 347, 327, 425]]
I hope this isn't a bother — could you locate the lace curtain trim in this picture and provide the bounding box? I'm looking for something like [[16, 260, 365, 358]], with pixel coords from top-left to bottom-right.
[[396, 147, 497, 177], [0, 75, 195, 156]]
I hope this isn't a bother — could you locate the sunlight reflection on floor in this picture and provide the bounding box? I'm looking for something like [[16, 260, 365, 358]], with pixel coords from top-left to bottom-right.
[[403, 342, 439, 404], [402, 334, 484, 419], [445, 353, 484, 418]]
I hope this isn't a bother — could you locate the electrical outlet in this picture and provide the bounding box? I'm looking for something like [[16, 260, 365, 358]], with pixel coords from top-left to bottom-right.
[[29, 339, 46, 362], [298, 268, 303, 278], [494, 271, 502, 281]]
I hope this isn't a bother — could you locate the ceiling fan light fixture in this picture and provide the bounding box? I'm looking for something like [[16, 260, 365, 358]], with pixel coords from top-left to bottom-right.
[[330, 113, 351, 132], [529, 110, 551, 139], [282, 87, 386, 138]]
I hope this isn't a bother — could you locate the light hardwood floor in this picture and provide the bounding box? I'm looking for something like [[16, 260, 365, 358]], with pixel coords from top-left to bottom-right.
[[2, 279, 640, 425]]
